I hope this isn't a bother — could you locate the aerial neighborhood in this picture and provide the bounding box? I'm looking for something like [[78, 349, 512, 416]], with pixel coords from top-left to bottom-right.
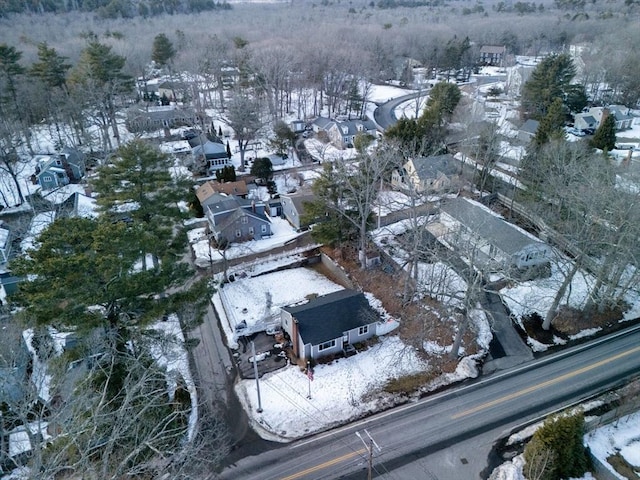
[[1, 3, 640, 479]]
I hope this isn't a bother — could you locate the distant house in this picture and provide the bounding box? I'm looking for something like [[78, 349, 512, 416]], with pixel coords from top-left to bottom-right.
[[280, 289, 379, 360], [125, 105, 200, 133], [311, 116, 378, 150], [391, 154, 460, 193], [196, 180, 248, 204], [326, 118, 378, 149], [157, 81, 187, 102], [280, 190, 316, 230], [35, 148, 86, 191], [574, 114, 597, 132], [190, 135, 230, 172], [0, 227, 11, 264], [518, 119, 540, 142], [479, 45, 506, 67], [202, 193, 271, 245], [575, 106, 635, 132], [434, 197, 551, 274]]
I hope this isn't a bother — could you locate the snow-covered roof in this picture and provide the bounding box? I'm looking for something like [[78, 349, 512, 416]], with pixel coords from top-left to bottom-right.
[[21, 211, 56, 253]]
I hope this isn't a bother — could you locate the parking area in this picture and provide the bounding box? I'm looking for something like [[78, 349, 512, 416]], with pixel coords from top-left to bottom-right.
[[233, 331, 292, 379]]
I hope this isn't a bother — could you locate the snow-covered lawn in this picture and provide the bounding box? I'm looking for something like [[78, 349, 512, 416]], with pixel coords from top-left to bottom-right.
[[236, 335, 428, 441], [586, 411, 640, 479], [215, 267, 344, 346]]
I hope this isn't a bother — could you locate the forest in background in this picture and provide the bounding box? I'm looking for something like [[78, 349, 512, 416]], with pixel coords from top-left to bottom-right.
[[0, 0, 639, 89]]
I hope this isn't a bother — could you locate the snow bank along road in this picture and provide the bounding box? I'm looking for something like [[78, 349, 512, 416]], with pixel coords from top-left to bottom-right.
[[217, 324, 640, 480]]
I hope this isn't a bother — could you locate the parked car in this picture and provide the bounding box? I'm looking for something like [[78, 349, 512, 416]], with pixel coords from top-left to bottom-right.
[[565, 127, 585, 137]]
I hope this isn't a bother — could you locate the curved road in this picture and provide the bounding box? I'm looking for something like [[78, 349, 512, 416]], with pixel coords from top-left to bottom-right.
[[217, 324, 640, 479], [373, 91, 427, 130]]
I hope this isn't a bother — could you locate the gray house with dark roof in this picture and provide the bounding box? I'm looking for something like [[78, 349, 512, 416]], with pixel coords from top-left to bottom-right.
[[281, 289, 379, 360], [280, 190, 316, 230], [479, 45, 506, 66], [203, 193, 271, 245], [189, 135, 230, 172], [125, 105, 200, 133], [437, 197, 551, 274], [35, 147, 86, 191]]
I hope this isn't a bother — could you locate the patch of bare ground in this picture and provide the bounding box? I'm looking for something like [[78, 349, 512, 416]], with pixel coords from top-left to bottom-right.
[[320, 245, 477, 362], [521, 305, 625, 345]]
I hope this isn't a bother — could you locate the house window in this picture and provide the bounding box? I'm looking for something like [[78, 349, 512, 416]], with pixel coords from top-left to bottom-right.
[[43, 175, 52, 182], [235, 229, 241, 237], [261, 224, 267, 233], [249, 227, 254, 236], [241, 216, 248, 224], [358, 325, 369, 336], [318, 340, 336, 351]]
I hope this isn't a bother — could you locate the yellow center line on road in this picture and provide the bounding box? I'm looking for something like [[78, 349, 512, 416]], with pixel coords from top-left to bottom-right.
[[452, 345, 640, 420], [279, 448, 368, 480]]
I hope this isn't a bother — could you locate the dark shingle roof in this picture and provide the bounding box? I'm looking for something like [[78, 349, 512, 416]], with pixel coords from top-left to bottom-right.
[[412, 154, 457, 181], [283, 289, 377, 345], [520, 119, 540, 135]]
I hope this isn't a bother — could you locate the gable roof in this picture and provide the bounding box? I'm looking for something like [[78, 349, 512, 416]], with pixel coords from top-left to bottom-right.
[[283, 289, 377, 345], [333, 118, 378, 136], [576, 114, 597, 124], [192, 140, 227, 159], [197, 180, 248, 203], [480, 45, 506, 54], [441, 197, 543, 256], [281, 191, 315, 216], [520, 119, 540, 135], [204, 193, 243, 215], [312, 117, 334, 130], [410, 154, 457, 181], [212, 207, 270, 236]]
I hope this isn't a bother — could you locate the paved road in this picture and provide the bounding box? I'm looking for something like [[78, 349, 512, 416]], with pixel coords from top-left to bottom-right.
[[374, 91, 428, 130], [216, 324, 640, 479]]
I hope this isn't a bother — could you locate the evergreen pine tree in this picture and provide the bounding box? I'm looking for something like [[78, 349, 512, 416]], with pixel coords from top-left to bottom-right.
[[523, 412, 591, 480], [590, 113, 616, 152], [151, 33, 176, 67]]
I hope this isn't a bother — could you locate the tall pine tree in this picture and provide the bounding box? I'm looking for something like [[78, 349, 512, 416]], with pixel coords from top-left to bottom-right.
[[590, 113, 616, 152]]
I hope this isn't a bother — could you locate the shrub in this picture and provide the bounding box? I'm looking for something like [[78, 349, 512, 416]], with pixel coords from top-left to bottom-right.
[[383, 371, 436, 395], [523, 412, 592, 480]]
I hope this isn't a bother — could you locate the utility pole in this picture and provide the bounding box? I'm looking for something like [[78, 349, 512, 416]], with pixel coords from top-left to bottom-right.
[[251, 341, 263, 413], [356, 429, 381, 480]]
